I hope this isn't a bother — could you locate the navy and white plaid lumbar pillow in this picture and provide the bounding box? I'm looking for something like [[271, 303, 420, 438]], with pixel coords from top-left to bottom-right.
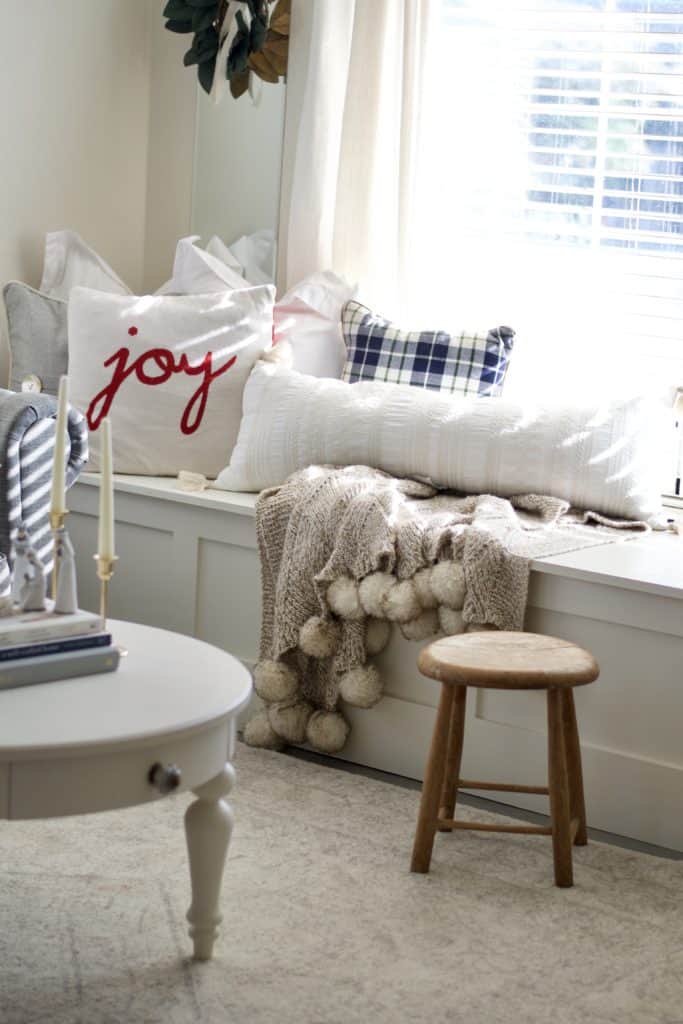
[[341, 300, 515, 396]]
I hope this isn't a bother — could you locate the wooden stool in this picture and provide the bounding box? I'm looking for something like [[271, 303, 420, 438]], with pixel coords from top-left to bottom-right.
[[410, 632, 599, 887]]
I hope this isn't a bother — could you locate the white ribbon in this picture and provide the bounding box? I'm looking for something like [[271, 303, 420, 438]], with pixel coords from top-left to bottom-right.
[[209, 0, 266, 106], [208, 1, 255, 104], [248, 69, 263, 104], [210, 1, 243, 105]]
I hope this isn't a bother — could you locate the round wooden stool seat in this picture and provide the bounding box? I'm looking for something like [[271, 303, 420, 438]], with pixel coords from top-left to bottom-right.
[[418, 631, 599, 690], [411, 630, 600, 888]]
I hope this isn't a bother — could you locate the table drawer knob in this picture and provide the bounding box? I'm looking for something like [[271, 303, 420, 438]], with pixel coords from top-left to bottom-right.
[[148, 762, 182, 794]]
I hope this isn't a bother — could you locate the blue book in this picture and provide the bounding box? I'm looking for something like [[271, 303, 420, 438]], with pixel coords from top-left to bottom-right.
[[0, 645, 121, 691], [0, 632, 111, 663]]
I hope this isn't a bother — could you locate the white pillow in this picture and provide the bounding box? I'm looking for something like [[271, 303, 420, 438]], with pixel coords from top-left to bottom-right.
[[205, 234, 249, 278], [210, 229, 276, 285], [274, 271, 356, 378], [69, 285, 275, 477], [215, 361, 669, 521], [156, 236, 248, 296], [40, 230, 132, 300], [163, 242, 354, 378]]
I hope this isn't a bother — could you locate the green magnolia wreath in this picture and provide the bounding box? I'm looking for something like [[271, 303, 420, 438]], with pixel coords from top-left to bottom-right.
[[163, 0, 289, 99]]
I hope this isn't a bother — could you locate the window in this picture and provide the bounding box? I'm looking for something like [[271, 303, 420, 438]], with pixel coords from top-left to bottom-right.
[[410, 0, 683, 401]]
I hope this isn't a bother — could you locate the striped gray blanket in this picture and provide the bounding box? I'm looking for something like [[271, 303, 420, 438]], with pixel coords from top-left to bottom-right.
[[0, 390, 88, 594]]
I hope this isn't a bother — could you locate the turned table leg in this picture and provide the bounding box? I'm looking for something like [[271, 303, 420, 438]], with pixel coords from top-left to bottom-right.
[[184, 763, 236, 960]]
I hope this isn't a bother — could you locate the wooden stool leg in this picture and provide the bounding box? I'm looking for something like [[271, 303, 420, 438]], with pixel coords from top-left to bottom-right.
[[411, 683, 455, 873], [437, 685, 467, 831], [547, 687, 573, 888], [561, 688, 588, 846]]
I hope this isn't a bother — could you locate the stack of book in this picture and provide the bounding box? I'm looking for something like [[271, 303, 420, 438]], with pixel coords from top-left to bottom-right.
[[0, 606, 120, 690]]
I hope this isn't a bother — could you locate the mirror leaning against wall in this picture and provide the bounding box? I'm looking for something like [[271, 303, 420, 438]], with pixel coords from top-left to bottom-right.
[[190, 55, 286, 286]]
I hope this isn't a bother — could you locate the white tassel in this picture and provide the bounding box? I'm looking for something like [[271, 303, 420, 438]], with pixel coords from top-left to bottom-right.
[[359, 572, 395, 618], [366, 617, 391, 655], [383, 579, 420, 623], [400, 609, 440, 642], [413, 567, 438, 609], [430, 561, 466, 610], [438, 606, 465, 636], [253, 660, 299, 702], [339, 665, 383, 708], [299, 616, 341, 658], [268, 700, 313, 744], [306, 710, 350, 753], [243, 710, 285, 750], [327, 576, 364, 620]]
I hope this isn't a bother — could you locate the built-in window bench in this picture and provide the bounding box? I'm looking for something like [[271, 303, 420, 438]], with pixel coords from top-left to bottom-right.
[[69, 474, 683, 853]]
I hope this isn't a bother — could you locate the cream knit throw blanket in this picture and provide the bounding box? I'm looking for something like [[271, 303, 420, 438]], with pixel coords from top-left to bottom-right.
[[246, 465, 648, 754]]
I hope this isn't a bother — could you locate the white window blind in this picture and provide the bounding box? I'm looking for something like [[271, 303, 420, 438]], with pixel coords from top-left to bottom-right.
[[409, 0, 683, 400]]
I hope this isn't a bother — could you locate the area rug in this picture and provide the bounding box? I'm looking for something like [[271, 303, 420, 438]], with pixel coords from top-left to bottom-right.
[[0, 742, 681, 1024]]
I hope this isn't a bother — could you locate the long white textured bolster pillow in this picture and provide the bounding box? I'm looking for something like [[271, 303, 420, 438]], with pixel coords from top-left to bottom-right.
[[214, 361, 671, 521]]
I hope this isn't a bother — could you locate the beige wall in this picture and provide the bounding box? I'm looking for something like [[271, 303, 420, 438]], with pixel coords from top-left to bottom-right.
[[0, 0, 198, 384], [0, 1, 283, 383], [0, 1, 155, 382], [143, 1, 197, 293]]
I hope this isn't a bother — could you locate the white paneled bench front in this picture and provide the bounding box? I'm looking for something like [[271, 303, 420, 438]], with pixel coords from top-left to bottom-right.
[[68, 475, 683, 853]]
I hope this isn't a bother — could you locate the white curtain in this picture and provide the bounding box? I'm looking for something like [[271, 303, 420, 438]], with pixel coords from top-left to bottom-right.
[[278, 0, 435, 318], [279, 0, 683, 407]]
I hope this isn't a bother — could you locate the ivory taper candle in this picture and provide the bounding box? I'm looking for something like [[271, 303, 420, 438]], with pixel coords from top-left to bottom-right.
[[50, 375, 68, 516], [97, 418, 115, 560]]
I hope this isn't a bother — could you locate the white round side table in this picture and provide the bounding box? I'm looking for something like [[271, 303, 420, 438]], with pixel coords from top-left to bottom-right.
[[0, 619, 252, 961]]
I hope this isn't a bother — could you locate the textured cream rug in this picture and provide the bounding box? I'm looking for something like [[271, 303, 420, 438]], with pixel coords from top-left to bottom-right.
[[1, 742, 681, 1024]]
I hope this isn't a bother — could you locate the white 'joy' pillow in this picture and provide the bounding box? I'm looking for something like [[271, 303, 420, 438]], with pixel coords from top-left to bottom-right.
[[215, 361, 669, 521], [69, 285, 275, 477]]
